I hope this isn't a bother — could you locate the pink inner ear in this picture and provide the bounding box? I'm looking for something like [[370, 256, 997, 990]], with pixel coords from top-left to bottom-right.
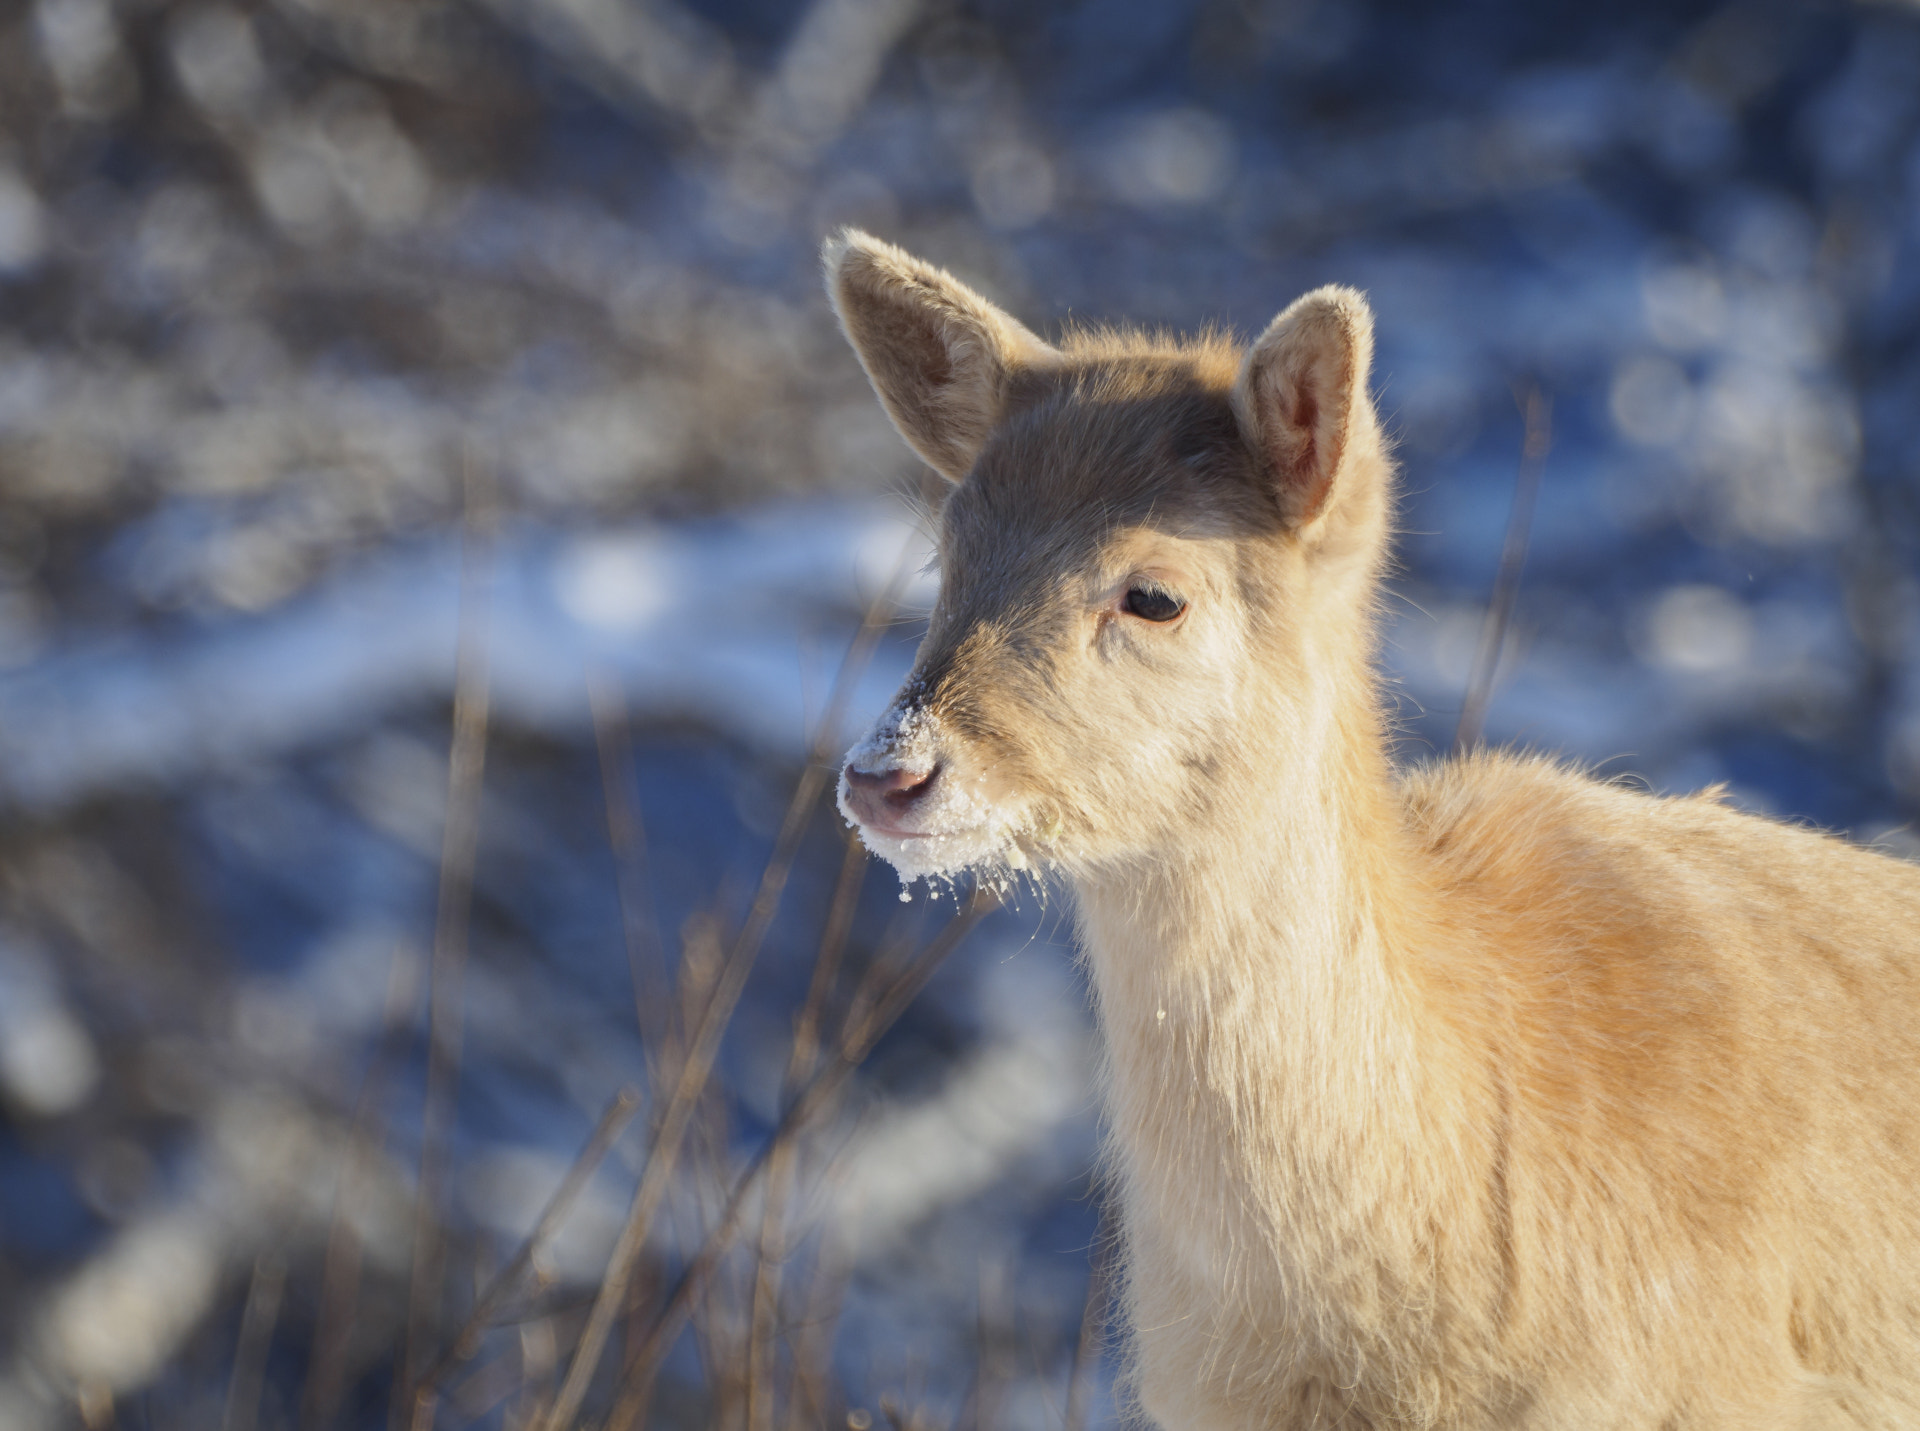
[[1289, 387, 1318, 436], [1279, 370, 1342, 524]]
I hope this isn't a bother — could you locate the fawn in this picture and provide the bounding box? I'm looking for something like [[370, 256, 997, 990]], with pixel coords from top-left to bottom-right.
[[825, 229, 1920, 1430]]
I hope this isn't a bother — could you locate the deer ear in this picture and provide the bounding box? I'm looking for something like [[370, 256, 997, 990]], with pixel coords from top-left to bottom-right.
[[824, 229, 1057, 483], [1232, 285, 1377, 531]]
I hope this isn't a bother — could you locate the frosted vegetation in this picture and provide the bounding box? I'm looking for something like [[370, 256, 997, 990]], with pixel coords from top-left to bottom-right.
[[0, 1, 1915, 1429]]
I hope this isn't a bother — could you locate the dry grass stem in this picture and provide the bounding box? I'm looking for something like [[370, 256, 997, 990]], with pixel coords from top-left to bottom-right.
[[539, 551, 913, 1431], [1455, 384, 1551, 751], [968, 1260, 1007, 1431], [1062, 1202, 1114, 1431], [590, 676, 674, 1065], [748, 830, 869, 1431], [781, 1222, 855, 1431], [598, 889, 998, 1431], [223, 1253, 287, 1431], [300, 941, 425, 1431], [414, 1087, 643, 1397], [402, 456, 497, 1431]]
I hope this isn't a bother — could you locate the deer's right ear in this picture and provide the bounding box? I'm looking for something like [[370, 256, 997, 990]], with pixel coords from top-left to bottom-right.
[[1232, 285, 1379, 534], [824, 229, 1056, 483]]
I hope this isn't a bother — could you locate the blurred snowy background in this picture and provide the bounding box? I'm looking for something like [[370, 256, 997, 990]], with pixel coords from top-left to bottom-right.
[[0, 0, 1917, 1427]]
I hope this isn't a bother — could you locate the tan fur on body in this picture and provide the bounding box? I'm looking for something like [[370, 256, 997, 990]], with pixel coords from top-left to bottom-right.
[[824, 230, 1920, 1429]]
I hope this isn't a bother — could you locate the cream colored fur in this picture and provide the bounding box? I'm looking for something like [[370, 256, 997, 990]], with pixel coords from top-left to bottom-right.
[[824, 229, 1920, 1430]]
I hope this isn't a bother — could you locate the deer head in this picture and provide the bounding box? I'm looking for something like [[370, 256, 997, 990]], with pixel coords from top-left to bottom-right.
[[827, 231, 1394, 887]]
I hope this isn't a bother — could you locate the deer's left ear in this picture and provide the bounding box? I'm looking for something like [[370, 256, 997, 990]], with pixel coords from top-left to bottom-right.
[[1232, 285, 1378, 532]]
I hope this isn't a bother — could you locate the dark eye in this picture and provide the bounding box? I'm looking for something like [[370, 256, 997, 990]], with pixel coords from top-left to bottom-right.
[[1124, 586, 1186, 623]]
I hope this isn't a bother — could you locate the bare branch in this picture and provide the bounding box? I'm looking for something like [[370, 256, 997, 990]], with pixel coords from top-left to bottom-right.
[[1456, 384, 1551, 752]]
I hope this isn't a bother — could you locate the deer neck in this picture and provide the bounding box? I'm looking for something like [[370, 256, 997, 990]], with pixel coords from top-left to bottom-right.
[[1072, 635, 1448, 1274]]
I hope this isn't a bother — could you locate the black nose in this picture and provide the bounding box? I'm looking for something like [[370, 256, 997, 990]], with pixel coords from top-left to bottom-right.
[[843, 762, 940, 816]]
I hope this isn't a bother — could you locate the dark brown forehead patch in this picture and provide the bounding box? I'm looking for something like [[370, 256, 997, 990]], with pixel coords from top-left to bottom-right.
[[956, 344, 1276, 554], [1167, 397, 1244, 466]]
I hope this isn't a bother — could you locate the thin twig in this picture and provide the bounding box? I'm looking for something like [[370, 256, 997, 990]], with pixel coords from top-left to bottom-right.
[[401, 455, 496, 1431], [973, 1259, 1007, 1431], [791, 833, 871, 1098], [782, 1216, 854, 1431], [413, 1087, 643, 1396], [534, 852, 766, 1431], [589, 676, 671, 1066], [449, 1345, 534, 1426], [1019, 1298, 1065, 1430], [1062, 1199, 1114, 1431], [511, 1317, 560, 1431], [836, 902, 926, 1059], [599, 890, 999, 1431], [222, 1252, 286, 1431], [747, 830, 868, 1431], [691, 1024, 747, 1424], [1456, 383, 1551, 752], [537, 548, 911, 1431], [300, 941, 422, 1431]]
